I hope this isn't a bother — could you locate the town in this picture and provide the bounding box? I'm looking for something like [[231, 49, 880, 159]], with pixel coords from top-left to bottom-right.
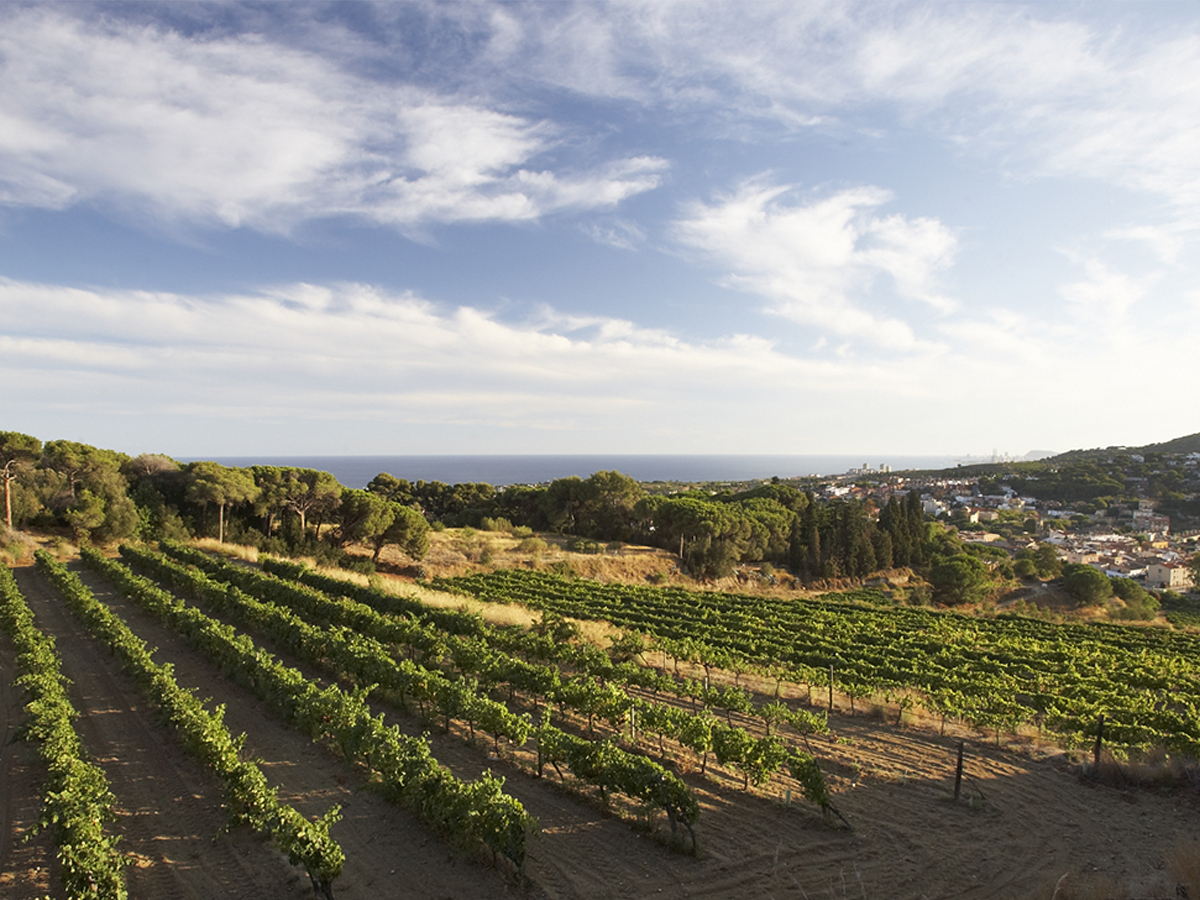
[[818, 448, 1200, 593]]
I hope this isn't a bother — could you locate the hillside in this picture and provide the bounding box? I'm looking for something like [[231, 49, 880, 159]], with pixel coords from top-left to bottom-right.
[[1045, 431, 1200, 463]]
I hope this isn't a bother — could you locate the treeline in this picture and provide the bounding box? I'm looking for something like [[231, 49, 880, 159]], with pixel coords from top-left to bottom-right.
[[3, 431, 1000, 598], [974, 456, 1198, 508], [367, 469, 936, 581], [0, 433, 426, 566]]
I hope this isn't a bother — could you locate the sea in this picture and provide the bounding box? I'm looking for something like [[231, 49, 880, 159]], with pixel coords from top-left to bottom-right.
[[192, 454, 962, 490]]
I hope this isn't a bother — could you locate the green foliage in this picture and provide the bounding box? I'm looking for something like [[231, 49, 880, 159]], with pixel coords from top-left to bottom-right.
[[1109, 577, 1160, 620], [39, 550, 346, 892], [1062, 563, 1113, 605], [0, 565, 128, 899], [434, 567, 1200, 758], [1014, 543, 1064, 580], [86, 546, 534, 870], [928, 554, 992, 606], [1188, 553, 1200, 593], [787, 750, 831, 810], [186, 461, 260, 543], [566, 536, 603, 554], [1, 431, 43, 530]]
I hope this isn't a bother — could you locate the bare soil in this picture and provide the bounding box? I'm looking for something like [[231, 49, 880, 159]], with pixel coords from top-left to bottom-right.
[[3, 557, 1199, 900]]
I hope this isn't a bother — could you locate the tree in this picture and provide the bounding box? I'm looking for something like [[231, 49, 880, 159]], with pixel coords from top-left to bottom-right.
[[0, 431, 41, 531], [366, 472, 414, 506], [41, 440, 127, 506], [336, 489, 393, 548], [186, 462, 260, 543], [575, 470, 645, 539], [63, 489, 106, 541], [1109, 576, 1160, 620], [542, 476, 587, 533], [1033, 543, 1063, 579], [280, 468, 343, 536], [928, 554, 992, 606], [250, 466, 290, 536], [1062, 563, 1112, 605], [371, 503, 430, 563]]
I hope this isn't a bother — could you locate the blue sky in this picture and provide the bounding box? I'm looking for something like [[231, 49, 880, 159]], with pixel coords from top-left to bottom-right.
[[2, 1, 1198, 458]]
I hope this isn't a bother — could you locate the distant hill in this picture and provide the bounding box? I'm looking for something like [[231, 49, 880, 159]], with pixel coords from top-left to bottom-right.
[[1020, 450, 1058, 461], [915, 432, 1200, 477], [1046, 432, 1200, 463], [1143, 432, 1200, 455]]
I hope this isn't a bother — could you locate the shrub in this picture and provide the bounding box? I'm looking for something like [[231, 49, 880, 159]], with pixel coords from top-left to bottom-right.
[[566, 537, 603, 554], [516, 537, 547, 555], [340, 556, 375, 575], [261, 536, 289, 556]]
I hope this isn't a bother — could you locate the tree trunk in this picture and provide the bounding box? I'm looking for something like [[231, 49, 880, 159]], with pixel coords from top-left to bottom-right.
[[3, 470, 12, 531], [218, 503, 226, 543]]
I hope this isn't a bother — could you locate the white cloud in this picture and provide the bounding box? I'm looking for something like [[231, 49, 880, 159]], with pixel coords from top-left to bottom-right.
[[0, 275, 961, 453], [2, 271, 1196, 455], [1105, 222, 1195, 265], [0, 8, 665, 231], [673, 179, 957, 349], [463, 4, 1200, 218], [580, 218, 647, 250], [1058, 257, 1158, 333]]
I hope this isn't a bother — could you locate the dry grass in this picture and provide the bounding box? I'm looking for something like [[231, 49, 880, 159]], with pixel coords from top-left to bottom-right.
[[304, 561, 543, 631], [413, 529, 686, 586], [1083, 747, 1200, 792], [0, 529, 42, 565], [192, 537, 260, 562], [1, 531, 79, 564]]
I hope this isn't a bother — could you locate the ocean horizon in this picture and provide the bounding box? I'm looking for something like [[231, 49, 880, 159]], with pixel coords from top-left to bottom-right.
[[187, 454, 963, 490]]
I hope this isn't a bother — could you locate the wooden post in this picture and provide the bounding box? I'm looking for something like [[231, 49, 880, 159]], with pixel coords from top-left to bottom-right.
[[1093, 714, 1105, 772], [829, 664, 835, 714], [954, 741, 964, 800]]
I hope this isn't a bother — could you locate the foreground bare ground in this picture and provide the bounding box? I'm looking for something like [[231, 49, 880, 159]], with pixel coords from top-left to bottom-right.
[[3, 557, 1198, 900]]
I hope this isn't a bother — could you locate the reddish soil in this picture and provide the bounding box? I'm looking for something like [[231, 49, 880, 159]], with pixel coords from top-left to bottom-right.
[[3, 561, 1198, 900]]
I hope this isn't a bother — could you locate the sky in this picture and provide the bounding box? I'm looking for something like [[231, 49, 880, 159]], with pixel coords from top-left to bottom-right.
[[2, 1, 1199, 459]]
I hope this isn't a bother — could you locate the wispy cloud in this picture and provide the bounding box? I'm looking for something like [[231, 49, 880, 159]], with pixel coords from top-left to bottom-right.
[[0, 8, 664, 232], [0, 276, 946, 452], [580, 218, 647, 251], [3, 270, 1195, 455], [674, 178, 957, 349], [465, 4, 1200, 218], [1058, 257, 1159, 336]]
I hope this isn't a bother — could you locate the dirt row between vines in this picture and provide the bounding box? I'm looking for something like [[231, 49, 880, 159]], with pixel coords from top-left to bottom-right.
[[2, 559, 1198, 900]]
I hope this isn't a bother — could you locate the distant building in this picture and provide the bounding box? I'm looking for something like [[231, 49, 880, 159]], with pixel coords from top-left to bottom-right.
[[1132, 509, 1170, 534], [1146, 562, 1193, 590]]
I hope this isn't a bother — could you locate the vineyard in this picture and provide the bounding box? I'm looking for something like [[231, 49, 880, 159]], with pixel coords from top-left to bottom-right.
[[2, 547, 1198, 899], [432, 569, 1200, 757]]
